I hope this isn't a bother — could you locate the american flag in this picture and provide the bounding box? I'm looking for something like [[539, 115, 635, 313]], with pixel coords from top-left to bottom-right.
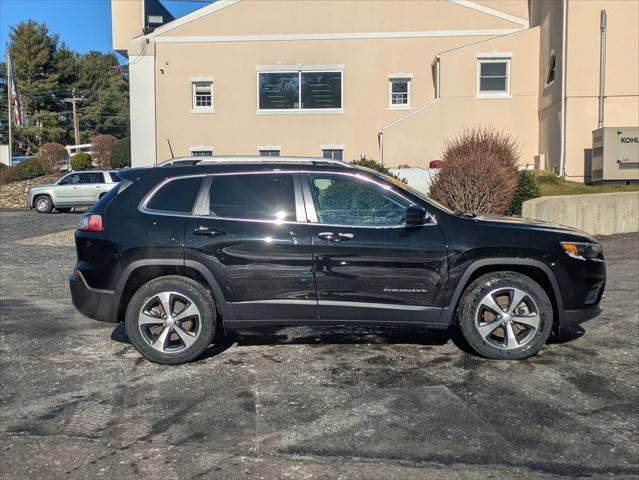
[[7, 56, 22, 127]]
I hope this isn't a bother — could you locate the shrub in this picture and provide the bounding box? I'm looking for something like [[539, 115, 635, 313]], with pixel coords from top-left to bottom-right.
[[110, 136, 131, 169], [37, 142, 68, 174], [429, 126, 519, 214], [350, 156, 407, 183], [0, 166, 15, 186], [70, 152, 93, 171], [12, 157, 45, 181], [507, 169, 541, 216], [91, 134, 118, 169]]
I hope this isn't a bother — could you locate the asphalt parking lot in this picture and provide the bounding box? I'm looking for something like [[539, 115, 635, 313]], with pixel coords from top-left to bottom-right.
[[1, 209, 638, 480]]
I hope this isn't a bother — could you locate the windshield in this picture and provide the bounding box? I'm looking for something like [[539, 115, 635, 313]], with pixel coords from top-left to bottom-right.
[[363, 168, 455, 214]]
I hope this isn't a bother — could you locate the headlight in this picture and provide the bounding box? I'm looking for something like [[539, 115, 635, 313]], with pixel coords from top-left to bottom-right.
[[560, 241, 602, 260]]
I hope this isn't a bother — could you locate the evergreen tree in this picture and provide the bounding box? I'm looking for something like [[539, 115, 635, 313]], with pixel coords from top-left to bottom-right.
[[2, 20, 129, 155], [76, 51, 129, 141], [7, 20, 70, 153]]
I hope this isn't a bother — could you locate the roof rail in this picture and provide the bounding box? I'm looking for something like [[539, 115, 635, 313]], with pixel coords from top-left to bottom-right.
[[157, 155, 354, 168]]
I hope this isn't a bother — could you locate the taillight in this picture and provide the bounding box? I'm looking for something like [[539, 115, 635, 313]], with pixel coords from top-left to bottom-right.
[[79, 214, 104, 232]]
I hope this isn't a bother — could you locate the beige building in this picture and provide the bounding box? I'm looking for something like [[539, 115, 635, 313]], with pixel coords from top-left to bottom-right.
[[112, 0, 639, 182]]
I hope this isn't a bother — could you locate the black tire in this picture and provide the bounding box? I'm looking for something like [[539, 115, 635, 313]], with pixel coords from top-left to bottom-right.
[[457, 272, 553, 360], [125, 276, 216, 364], [34, 195, 53, 213], [56, 207, 72, 213]]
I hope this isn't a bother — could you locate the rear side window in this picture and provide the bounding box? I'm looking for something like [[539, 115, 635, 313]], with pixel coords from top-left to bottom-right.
[[109, 171, 121, 182], [147, 176, 203, 213], [79, 172, 104, 184], [209, 174, 296, 221]]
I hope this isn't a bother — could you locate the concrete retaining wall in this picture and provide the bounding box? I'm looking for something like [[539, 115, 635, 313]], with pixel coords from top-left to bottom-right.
[[522, 192, 639, 236]]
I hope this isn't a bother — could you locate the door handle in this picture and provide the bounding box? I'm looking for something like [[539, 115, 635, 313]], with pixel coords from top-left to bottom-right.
[[193, 226, 226, 237], [318, 232, 354, 242]]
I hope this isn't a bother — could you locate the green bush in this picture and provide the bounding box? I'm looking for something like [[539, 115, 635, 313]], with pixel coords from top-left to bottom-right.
[[507, 169, 541, 215], [70, 152, 93, 171], [12, 157, 45, 181], [110, 137, 131, 169]]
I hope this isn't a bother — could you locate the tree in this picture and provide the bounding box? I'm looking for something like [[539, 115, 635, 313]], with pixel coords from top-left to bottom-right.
[[7, 21, 73, 153], [37, 142, 67, 174], [2, 21, 130, 155], [91, 134, 117, 168], [76, 52, 129, 140], [429, 126, 519, 214], [110, 136, 131, 168]]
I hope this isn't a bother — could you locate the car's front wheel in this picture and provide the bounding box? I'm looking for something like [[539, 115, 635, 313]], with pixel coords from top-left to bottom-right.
[[34, 195, 53, 213], [125, 276, 216, 364], [457, 272, 553, 360]]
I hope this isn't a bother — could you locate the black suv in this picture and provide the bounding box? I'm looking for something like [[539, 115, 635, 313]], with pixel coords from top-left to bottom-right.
[[69, 157, 605, 364]]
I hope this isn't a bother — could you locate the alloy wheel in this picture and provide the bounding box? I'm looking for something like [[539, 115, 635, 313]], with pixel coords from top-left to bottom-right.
[[138, 291, 202, 353], [475, 287, 540, 350], [36, 198, 50, 212]]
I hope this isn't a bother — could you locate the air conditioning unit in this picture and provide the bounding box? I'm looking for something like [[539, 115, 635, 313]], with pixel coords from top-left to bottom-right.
[[590, 127, 639, 184]]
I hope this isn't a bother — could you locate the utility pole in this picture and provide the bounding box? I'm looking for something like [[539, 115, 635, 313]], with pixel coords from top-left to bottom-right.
[[63, 88, 85, 145]]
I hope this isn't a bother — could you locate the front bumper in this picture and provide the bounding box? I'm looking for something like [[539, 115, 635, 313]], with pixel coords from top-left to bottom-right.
[[562, 305, 603, 328], [69, 270, 117, 323]]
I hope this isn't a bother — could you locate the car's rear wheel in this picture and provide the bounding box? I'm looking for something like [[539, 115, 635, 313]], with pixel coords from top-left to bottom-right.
[[34, 195, 53, 213], [125, 276, 216, 364], [457, 272, 553, 360]]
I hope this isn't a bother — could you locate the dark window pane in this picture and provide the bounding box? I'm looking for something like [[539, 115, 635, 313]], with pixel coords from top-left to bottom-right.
[[191, 150, 212, 157], [259, 150, 280, 157], [480, 77, 507, 91], [259, 73, 299, 109], [209, 174, 295, 220], [60, 173, 80, 185], [301, 72, 342, 109], [109, 172, 121, 182], [480, 62, 507, 77], [322, 149, 343, 160], [546, 55, 556, 84], [310, 175, 407, 226], [80, 173, 103, 184], [392, 81, 408, 93], [147, 177, 203, 213]]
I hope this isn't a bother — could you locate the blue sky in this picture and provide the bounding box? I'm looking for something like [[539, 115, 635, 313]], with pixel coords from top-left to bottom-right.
[[0, 0, 209, 58]]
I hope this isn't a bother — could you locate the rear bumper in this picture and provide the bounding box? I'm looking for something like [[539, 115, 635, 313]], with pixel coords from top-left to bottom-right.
[[561, 305, 603, 328], [69, 270, 117, 323]]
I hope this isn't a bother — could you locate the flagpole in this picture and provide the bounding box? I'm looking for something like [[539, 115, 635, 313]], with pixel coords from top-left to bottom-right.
[[6, 55, 12, 164]]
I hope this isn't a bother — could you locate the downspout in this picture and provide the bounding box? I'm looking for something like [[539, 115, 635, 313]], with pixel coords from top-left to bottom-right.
[[378, 55, 441, 165], [559, 0, 568, 176]]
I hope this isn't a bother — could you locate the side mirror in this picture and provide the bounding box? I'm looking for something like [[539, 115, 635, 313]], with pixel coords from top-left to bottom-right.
[[405, 204, 427, 225]]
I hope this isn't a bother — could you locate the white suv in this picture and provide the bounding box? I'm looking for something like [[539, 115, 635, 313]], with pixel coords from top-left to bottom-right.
[[27, 170, 121, 213]]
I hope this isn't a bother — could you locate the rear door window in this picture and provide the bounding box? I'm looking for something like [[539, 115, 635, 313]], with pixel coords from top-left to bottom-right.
[[209, 173, 296, 221], [147, 176, 204, 213], [79, 172, 104, 184]]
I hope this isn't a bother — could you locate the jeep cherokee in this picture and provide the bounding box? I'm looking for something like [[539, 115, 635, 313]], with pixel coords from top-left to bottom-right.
[[69, 157, 605, 364]]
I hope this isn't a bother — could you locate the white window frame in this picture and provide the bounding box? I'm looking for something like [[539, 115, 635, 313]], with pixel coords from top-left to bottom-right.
[[256, 65, 344, 115], [191, 76, 214, 113], [190, 145, 214, 157], [476, 53, 511, 99], [321, 144, 345, 160], [545, 49, 556, 88], [388, 73, 412, 110], [257, 145, 282, 157]]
